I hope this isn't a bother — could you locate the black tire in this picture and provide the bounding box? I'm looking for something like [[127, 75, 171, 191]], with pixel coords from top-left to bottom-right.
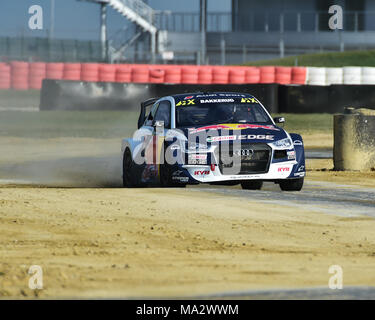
[[159, 163, 172, 187], [279, 178, 304, 191], [241, 180, 263, 190], [122, 149, 137, 188]]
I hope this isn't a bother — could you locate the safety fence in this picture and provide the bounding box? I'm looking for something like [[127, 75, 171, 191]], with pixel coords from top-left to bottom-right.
[[0, 62, 308, 90]]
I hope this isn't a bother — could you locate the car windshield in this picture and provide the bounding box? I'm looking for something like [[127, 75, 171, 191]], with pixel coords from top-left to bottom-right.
[[176, 101, 273, 128]]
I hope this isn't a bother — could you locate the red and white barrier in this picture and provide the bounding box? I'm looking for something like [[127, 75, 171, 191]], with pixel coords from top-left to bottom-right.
[[0, 61, 313, 90]]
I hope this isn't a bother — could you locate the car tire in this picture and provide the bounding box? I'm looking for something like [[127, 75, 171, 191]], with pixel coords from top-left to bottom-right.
[[279, 178, 304, 191], [123, 149, 137, 188], [241, 180, 263, 190]]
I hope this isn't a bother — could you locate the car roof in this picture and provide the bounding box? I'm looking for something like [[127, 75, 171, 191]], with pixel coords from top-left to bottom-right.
[[171, 92, 256, 100]]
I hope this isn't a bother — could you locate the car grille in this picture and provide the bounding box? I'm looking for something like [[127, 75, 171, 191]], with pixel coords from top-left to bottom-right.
[[215, 143, 271, 175]]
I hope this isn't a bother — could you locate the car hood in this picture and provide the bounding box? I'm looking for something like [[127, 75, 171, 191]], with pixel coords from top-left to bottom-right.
[[177, 123, 288, 143]]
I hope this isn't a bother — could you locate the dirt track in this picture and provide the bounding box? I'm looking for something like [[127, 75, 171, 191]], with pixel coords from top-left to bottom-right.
[[1, 184, 375, 298]]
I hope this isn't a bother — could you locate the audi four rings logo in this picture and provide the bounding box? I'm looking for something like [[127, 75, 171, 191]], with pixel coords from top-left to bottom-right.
[[234, 149, 254, 157]]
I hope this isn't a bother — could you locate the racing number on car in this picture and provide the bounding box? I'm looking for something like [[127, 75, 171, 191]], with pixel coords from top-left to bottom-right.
[[176, 99, 195, 106], [241, 98, 258, 103]]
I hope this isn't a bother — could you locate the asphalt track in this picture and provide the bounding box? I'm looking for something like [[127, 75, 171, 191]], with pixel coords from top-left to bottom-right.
[[189, 286, 375, 299], [193, 179, 375, 218]]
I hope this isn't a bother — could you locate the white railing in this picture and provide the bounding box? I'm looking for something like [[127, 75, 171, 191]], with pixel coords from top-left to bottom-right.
[[116, 0, 155, 25]]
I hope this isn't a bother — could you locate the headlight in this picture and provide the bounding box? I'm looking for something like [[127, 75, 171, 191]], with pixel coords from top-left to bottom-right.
[[271, 138, 293, 149]]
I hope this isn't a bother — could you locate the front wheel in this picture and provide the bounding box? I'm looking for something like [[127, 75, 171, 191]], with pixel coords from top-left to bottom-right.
[[279, 178, 304, 191], [241, 180, 263, 190]]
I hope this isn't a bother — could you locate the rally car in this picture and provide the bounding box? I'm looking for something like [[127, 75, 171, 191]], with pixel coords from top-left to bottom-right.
[[121, 92, 305, 191]]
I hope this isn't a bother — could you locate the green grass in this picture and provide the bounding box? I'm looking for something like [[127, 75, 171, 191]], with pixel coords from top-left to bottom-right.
[[272, 113, 333, 134], [0, 90, 40, 109], [0, 111, 139, 138], [244, 50, 375, 67], [0, 111, 332, 139]]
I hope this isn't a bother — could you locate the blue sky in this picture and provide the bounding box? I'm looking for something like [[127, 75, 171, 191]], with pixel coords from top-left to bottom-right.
[[0, 0, 231, 40]]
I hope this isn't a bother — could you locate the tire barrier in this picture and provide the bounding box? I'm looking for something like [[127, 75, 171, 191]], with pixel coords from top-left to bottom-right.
[[343, 67, 362, 85], [361, 67, 375, 85], [275, 67, 292, 85], [245, 67, 261, 84], [10, 61, 29, 90], [228, 68, 246, 84], [334, 108, 375, 171], [0, 63, 11, 90], [149, 68, 165, 83], [81, 63, 99, 82], [197, 67, 213, 84], [181, 67, 199, 84], [259, 66, 275, 84], [212, 67, 229, 84], [326, 68, 343, 85], [99, 64, 116, 82], [115, 65, 131, 82], [131, 66, 149, 83], [291, 67, 307, 85], [46, 62, 64, 80], [164, 67, 181, 84], [63, 63, 81, 81], [29, 62, 46, 90], [8, 60, 375, 90], [306, 67, 326, 86]]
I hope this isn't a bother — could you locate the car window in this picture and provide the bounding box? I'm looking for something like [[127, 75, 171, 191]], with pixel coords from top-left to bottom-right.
[[144, 102, 159, 126], [154, 100, 171, 128]]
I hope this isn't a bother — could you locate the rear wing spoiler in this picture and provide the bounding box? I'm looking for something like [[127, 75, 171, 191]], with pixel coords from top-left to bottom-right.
[[138, 97, 159, 129]]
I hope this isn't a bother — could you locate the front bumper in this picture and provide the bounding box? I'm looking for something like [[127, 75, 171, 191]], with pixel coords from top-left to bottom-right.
[[183, 160, 301, 183]]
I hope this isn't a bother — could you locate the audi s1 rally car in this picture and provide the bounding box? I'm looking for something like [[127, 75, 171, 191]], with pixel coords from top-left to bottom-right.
[[121, 92, 306, 191]]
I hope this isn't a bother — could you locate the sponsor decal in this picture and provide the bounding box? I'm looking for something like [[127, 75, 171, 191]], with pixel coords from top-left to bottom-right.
[[277, 167, 290, 172], [207, 136, 236, 142], [172, 176, 189, 183], [210, 164, 216, 171], [200, 98, 234, 104], [241, 97, 258, 104], [189, 123, 279, 134], [176, 99, 195, 106], [184, 95, 194, 100], [188, 154, 207, 160], [297, 165, 305, 172], [207, 134, 274, 142], [194, 170, 210, 175], [294, 172, 305, 177], [172, 170, 184, 177]]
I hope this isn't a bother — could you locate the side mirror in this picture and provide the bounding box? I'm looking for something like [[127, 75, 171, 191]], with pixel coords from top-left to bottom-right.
[[273, 117, 285, 124]]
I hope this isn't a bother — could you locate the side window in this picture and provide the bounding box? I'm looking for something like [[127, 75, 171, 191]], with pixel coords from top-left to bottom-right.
[[154, 100, 171, 128], [145, 102, 158, 126]]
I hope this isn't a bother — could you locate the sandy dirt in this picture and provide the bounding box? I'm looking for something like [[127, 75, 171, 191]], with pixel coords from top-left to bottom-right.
[[1, 131, 375, 299], [1, 185, 375, 299], [307, 159, 375, 188]]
